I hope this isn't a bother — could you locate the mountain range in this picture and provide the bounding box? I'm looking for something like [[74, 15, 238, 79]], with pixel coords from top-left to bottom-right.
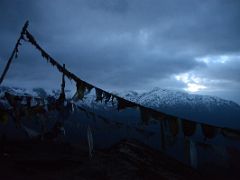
[[1, 86, 240, 129], [118, 87, 240, 128]]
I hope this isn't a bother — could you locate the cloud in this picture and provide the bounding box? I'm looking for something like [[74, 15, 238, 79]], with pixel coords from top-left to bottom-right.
[[0, 0, 239, 103]]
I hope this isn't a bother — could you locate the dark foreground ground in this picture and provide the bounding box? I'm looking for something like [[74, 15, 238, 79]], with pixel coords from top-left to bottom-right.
[[0, 139, 228, 180]]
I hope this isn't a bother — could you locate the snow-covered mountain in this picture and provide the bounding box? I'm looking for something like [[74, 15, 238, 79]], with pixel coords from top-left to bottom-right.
[[0, 86, 72, 99], [117, 87, 240, 127], [72, 87, 240, 128], [120, 87, 239, 110], [1, 86, 240, 128]]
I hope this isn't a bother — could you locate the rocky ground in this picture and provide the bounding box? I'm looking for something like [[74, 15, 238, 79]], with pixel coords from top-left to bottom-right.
[[0, 139, 208, 180]]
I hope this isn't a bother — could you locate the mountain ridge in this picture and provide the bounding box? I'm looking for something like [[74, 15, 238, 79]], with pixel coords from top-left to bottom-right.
[[1, 86, 240, 128], [116, 87, 240, 128]]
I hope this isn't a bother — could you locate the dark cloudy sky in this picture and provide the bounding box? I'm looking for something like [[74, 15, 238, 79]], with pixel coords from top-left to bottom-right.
[[0, 0, 240, 103]]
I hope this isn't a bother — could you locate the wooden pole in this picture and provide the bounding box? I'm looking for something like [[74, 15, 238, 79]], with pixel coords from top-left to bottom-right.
[[61, 64, 66, 94], [59, 64, 66, 101], [0, 21, 29, 85]]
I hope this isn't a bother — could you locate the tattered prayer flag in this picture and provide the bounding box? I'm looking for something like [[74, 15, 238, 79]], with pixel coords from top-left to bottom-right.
[[201, 124, 218, 139], [57, 66, 64, 73], [103, 91, 111, 103], [168, 116, 179, 137], [87, 125, 94, 159], [117, 97, 137, 111], [56, 94, 65, 109], [15, 48, 19, 59], [25, 30, 37, 46], [111, 95, 115, 106], [183, 138, 198, 168], [95, 88, 103, 102], [41, 51, 49, 60], [5, 92, 20, 108], [189, 139, 198, 168], [184, 137, 190, 164], [160, 120, 166, 150], [85, 82, 93, 94], [49, 58, 57, 66], [73, 81, 86, 101], [26, 96, 32, 108], [184, 138, 198, 168], [139, 107, 151, 125], [182, 119, 197, 137]]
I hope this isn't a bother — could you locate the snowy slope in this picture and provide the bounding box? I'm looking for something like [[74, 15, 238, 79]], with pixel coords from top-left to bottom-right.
[[120, 87, 239, 111], [118, 87, 240, 126], [1, 86, 240, 127], [1, 86, 239, 110], [74, 87, 240, 126]]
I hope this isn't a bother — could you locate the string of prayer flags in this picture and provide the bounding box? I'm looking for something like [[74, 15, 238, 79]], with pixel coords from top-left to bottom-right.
[[25, 28, 191, 131], [17, 22, 240, 143]]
